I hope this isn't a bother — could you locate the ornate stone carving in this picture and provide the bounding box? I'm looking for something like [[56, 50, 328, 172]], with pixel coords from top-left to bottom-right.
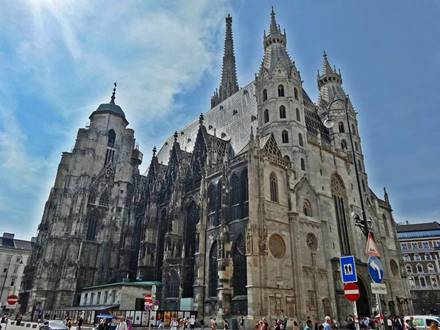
[[269, 233, 286, 258], [306, 233, 318, 251], [258, 226, 268, 255]]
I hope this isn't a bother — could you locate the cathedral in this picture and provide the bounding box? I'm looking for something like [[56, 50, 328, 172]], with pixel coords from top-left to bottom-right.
[[20, 9, 412, 326]]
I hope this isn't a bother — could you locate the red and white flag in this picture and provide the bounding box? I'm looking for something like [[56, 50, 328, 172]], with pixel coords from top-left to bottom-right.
[[365, 232, 380, 257]]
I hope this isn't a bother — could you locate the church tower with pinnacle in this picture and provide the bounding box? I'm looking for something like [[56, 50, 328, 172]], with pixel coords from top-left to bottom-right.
[[211, 14, 239, 108], [255, 8, 308, 174]]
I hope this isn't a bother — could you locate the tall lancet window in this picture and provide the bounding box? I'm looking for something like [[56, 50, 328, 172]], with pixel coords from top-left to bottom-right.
[[270, 172, 278, 202], [105, 129, 116, 165], [331, 174, 351, 255], [182, 201, 199, 298], [86, 209, 99, 241], [232, 234, 247, 296], [209, 241, 218, 297], [278, 85, 285, 97]]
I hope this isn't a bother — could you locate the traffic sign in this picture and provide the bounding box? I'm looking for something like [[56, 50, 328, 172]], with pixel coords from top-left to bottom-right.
[[344, 283, 360, 301], [340, 256, 357, 283], [7, 295, 18, 305], [371, 283, 387, 295], [368, 256, 384, 283], [365, 233, 380, 257]]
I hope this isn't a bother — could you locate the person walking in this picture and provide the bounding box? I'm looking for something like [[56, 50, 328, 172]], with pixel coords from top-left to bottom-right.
[[239, 317, 245, 330], [211, 318, 217, 330], [323, 316, 332, 330], [304, 320, 313, 330], [116, 316, 127, 330], [223, 319, 229, 330], [171, 318, 179, 330], [77, 315, 84, 330]]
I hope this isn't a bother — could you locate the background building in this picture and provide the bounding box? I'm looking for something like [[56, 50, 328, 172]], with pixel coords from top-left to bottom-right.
[[397, 221, 440, 314], [0, 232, 33, 313]]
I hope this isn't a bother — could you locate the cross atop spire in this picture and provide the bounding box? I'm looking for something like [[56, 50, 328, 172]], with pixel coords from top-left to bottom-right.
[[211, 14, 239, 108], [110, 82, 117, 104], [270, 6, 280, 34]]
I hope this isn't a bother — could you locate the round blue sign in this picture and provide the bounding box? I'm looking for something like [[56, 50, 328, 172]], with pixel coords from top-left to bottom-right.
[[368, 256, 384, 283]]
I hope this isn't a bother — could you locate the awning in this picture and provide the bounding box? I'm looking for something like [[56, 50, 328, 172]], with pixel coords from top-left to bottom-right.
[[56, 304, 120, 311]]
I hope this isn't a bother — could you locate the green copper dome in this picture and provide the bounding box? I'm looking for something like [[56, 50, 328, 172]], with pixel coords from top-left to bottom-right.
[[93, 102, 126, 118]]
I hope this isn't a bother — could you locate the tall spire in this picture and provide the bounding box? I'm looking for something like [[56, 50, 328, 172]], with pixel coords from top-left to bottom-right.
[[322, 51, 334, 75], [211, 14, 239, 108], [110, 82, 117, 104], [270, 6, 280, 34]]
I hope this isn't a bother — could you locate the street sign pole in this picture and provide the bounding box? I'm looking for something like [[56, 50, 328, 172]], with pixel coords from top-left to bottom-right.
[[148, 308, 151, 330], [376, 293, 384, 330], [352, 301, 360, 330]]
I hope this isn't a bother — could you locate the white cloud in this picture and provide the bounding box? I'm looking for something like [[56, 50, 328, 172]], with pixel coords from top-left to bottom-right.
[[0, 0, 232, 237]]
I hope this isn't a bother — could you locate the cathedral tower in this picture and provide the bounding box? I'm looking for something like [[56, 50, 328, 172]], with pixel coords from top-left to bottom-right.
[[211, 14, 239, 108], [255, 8, 308, 174], [20, 85, 143, 312]]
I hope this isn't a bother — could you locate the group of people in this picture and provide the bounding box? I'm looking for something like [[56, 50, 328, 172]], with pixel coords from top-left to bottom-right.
[[168, 317, 197, 330]]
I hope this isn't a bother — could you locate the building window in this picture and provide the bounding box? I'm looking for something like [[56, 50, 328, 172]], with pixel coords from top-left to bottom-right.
[[263, 89, 268, 101], [99, 190, 110, 206], [279, 105, 286, 119], [182, 201, 199, 298], [331, 174, 350, 255], [416, 264, 423, 273], [241, 168, 249, 218], [282, 130, 289, 143], [294, 87, 299, 100], [406, 264, 412, 274], [166, 270, 180, 298], [341, 139, 347, 150], [232, 235, 247, 297], [303, 200, 312, 217], [427, 263, 435, 273], [86, 210, 99, 241], [414, 254, 421, 261], [270, 172, 279, 202], [354, 141, 359, 152], [401, 243, 408, 251], [301, 158, 305, 171], [299, 133, 304, 147], [431, 276, 438, 288], [420, 276, 426, 288], [338, 122, 345, 133], [351, 124, 356, 135], [209, 241, 218, 297], [231, 174, 241, 220], [403, 254, 411, 261], [264, 109, 269, 123], [296, 108, 301, 121], [408, 277, 415, 288], [108, 129, 116, 147], [278, 85, 285, 97]]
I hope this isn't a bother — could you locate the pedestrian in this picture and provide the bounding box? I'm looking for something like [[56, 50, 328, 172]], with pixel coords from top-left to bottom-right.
[[211, 318, 217, 330], [67, 318, 73, 330], [323, 317, 332, 330], [126, 318, 132, 330], [189, 316, 195, 330], [116, 316, 127, 330], [171, 318, 179, 330], [223, 319, 229, 330], [158, 319, 164, 330], [304, 320, 313, 330], [77, 315, 84, 330], [404, 319, 411, 330], [239, 316, 245, 330]]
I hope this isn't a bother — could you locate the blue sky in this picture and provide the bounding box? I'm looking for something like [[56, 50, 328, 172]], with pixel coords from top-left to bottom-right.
[[0, 1, 439, 240]]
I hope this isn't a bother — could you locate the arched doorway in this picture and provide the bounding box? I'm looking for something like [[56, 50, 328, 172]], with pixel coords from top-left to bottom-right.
[[356, 278, 371, 317]]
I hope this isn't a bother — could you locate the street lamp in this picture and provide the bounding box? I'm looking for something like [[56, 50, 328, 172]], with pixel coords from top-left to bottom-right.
[[321, 95, 369, 237]]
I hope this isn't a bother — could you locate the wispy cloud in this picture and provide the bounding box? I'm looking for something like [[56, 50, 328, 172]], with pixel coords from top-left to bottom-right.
[[0, 0, 231, 238]]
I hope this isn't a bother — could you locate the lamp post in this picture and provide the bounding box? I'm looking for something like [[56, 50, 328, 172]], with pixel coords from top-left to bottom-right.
[[321, 95, 369, 237]]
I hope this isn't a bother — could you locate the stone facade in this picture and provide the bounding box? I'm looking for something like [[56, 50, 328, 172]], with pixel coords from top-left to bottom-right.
[[22, 9, 412, 327]]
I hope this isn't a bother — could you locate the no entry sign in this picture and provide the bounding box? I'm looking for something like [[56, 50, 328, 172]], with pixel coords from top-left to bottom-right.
[[344, 283, 360, 301], [7, 294, 18, 305]]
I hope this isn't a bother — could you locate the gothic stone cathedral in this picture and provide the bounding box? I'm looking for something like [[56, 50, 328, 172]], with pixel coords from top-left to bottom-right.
[[21, 9, 412, 325]]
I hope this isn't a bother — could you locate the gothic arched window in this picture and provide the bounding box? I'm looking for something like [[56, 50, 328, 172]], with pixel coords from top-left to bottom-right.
[[99, 189, 110, 207], [278, 85, 285, 97], [88, 189, 97, 204], [183, 202, 199, 297], [86, 210, 99, 241], [294, 87, 299, 100], [303, 200, 312, 217], [296, 108, 301, 121], [232, 235, 247, 296], [338, 122, 345, 133], [341, 139, 347, 150], [263, 89, 268, 101], [351, 124, 356, 135], [108, 129, 116, 147], [406, 264, 412, 274], [301, 158, 305, 171], [231, 174, 240, 220], [241, 168, 249, 218], [416, 264, 423, 273], [209, 241, 218, 297], [355, 141, 359, 151], [279, 105, 286, 119], [331, 174, 350, 255], [264, 109, 269, 123], [428, 263, 435, 273], [299, 133, 304, 146], [282, 130, 289, 144], [270, 172, 278, 202], [166, 270, 180, 298]]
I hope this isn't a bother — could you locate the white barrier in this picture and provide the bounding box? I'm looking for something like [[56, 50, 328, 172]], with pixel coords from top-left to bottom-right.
[[1, 320, 41, 330]]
